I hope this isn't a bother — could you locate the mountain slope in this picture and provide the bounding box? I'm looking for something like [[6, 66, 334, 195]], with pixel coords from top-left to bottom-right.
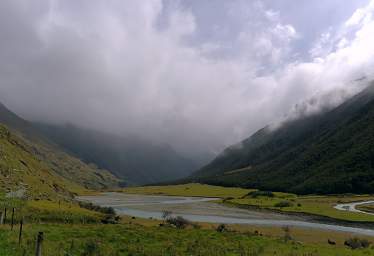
[[0, 103, 119, 190], [191, 83, 374, 194], [34, 123, 198, 185], [0, 125, 81, 199]]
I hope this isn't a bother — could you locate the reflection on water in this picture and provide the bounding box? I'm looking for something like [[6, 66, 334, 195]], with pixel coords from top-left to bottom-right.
[[77, 192, 374, 236]]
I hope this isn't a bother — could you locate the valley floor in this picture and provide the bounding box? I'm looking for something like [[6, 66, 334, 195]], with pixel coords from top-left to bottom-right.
[[121, 183, 374, 223], [2, 184, 374, 255]]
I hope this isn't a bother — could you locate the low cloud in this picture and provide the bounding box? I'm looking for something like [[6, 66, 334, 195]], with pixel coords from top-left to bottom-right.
[[0, 0, 374, 158]]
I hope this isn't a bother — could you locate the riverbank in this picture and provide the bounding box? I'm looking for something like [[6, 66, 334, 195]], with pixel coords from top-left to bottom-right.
[[2, 192, 374, 255], [78, 192, 374, 237], [121, 183, 374, 222]]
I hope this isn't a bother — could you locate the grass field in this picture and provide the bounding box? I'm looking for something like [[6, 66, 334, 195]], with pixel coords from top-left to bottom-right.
[[122, 183, 252, 198], [228, 195, 374, 222], [357, 204, 374, 214], [1, 196, 374, 255], [2, 222, 374, 256], [25, 200, 103, 223], [122, 183, 374, 222]]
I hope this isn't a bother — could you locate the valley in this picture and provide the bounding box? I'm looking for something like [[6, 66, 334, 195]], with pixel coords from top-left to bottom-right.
[[2, 90, 374, 255], [3, 0, 374, 254]]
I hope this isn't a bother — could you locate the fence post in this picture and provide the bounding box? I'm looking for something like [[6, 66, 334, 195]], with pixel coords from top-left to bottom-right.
[[18, 218, 23, 245], [35, 232, 43, 256], [11, 208, 15, 230], [4, 208, 6, 224], [0, 211, 3, 225]]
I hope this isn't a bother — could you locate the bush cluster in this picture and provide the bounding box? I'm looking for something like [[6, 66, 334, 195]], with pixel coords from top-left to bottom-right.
[[274, 201, 293, 208], [246, 191, 274, 198], [344, 237, 371, 249], [216, 224, 226, 233], [78, 201, 115, 215], [165, 216, 190, 229]]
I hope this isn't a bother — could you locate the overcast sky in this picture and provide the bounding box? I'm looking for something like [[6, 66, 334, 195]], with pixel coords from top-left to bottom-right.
[[1, 0, 374, 157]]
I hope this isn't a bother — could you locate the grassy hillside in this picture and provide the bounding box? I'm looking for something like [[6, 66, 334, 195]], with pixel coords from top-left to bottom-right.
[[0, 125, 81, 199], [0, 103, 119, 190], [191, 83, 374, 194], [34, 123, 198, 185]]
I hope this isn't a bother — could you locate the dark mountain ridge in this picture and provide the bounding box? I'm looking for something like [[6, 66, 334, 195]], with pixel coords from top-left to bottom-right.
[[34, 123, 199, 185], [190, 83, 374, 194]]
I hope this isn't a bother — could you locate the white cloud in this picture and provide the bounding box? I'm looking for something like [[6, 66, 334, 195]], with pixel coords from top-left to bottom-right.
[[345, 0, 374, 27], [310, 31, 332, 57], [0, 0, 373, 158]]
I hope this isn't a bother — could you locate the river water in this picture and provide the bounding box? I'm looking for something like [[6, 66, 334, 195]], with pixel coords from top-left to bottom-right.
[[77, 192, 374, 236]]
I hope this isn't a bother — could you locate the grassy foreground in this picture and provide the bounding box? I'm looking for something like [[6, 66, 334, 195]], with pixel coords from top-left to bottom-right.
[[2, 222, 374, 256], [1, 198, 374, 255], [122, 183, 374, 222]]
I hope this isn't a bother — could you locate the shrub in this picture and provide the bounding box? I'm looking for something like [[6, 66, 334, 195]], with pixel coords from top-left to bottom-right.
[[328, 239, 336, 245], [78, 201, 115, 215], [223, 197, 234, 202], [82, 240, 101, 256], [344, 237, 371, 249], [216, 224, 226, 232], [166, 216, 190, 229], [246, 191, 274, 198], [274, 201, 293, 208], [101, 215, 120, 224]]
